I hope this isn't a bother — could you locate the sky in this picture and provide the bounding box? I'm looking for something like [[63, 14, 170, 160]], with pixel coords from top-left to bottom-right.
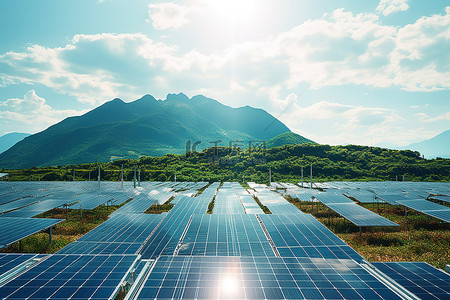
[[0, 0, 449, 146]]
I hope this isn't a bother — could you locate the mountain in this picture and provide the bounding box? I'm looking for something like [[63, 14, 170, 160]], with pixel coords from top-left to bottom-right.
[[405, 130, 450, 159], [0, 93, 295, 169], [266, 132, 316, 148], [0, 132, 31, 154]]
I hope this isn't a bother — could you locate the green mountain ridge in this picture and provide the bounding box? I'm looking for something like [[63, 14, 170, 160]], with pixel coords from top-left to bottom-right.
[[0, 93, 313, 169]]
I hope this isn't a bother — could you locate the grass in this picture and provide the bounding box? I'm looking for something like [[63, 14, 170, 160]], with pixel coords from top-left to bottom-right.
[[0, 205, 121, 254], [287, 196, 450, 270], [144, 203, 174, 214]]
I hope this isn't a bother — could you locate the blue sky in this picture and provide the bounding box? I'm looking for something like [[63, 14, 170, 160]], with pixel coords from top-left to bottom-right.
[[0, 0, 449, 146]]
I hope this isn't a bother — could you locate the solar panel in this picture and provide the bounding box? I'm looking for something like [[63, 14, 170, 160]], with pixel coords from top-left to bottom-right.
[[256, 191, 303, 215], [315, 193, 355, 204], [323, 203, 399, 227], [373, 262, 450, 300], [177, 214, 275, 257], [135, 256, 402, 300], [78, 213, 165, 244], [0, 199, 68, 218], [430, 195, 450, 203], [57, 241, 141, 255], [396, 199, 450, 223], [0, 217, 64, 248], [240, 195, 264, 214], [69, 193, 114, 210], [0, 197, 40, 214], [0, 253, 38, 276], [110, 193, 159, 215], [259, 214, 365, 262], [213, 189, 245, 214], [0, 254, 138, 300], [140, 196, 210, 259]]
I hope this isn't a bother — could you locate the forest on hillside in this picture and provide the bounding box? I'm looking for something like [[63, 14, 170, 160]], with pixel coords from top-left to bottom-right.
[[2, 144, 449, 182]]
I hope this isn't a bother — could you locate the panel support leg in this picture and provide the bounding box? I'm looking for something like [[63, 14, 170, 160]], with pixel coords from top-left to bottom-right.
[[48, 227, 52, 246]]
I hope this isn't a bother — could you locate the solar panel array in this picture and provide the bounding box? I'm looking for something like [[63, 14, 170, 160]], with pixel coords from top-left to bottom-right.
[[255, 189, 303, 215], [0, 254, 138, 299], [140, 196, 211, 259], [136, 256, 402, 300], [373, 262, 450, 300], [1, 181, 449, 299], [213, 182, 245, 214], [178, 214, 275, 257], [58, 213, 165, 255], [259, 214, 365, 262]]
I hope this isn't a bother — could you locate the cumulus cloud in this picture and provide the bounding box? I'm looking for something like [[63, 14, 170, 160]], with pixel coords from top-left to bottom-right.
[[0, 7, 448, 108], [376, 0, 409, 16], [0, 90, 86, 135], [415, 112, 450, 122], [148, 2, 190, 30], [279, 101, 403, 145]]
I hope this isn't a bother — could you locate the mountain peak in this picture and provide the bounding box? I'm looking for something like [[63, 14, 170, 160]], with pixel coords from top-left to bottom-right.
[[166, 93, 189, 102]]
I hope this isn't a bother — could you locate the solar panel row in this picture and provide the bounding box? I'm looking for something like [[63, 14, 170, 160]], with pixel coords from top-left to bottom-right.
[[0, 254, 138, 300], [0, 217, 64, 248], [136, 256, 402, 300]]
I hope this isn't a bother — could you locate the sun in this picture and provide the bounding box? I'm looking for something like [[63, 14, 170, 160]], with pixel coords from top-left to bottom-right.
[[207, 0, 259, 25]]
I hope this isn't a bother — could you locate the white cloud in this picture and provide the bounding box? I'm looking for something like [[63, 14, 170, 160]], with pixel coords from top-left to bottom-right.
[[0, 8, 448, 109], [376, 0, 409, 16], [148, 2, 190, 30], [279, 101, 403, 145], [415, 112, 450, 122], [0, 90, 86, 135]]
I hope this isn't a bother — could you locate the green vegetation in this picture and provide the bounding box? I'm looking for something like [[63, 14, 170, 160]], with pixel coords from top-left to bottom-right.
[[266, 132, 316, 148], [253, 195, 272, 214], [288, 197, 450, 270], [144, 203, 174, 214], [0, 205, 120, 254], [3, 144, 449, 182]]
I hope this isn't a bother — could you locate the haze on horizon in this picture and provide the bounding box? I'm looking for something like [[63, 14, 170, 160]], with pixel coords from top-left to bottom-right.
[[0, 0, 449, 147]]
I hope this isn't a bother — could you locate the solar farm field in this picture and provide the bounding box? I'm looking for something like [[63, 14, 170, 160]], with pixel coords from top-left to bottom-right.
[[0, 180, 448, 299]]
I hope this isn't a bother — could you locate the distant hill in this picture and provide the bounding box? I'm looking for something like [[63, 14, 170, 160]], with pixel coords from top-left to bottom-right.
[[406, 130, 450, 158], [0, 132, 30, 154], [266, 132, 315, 148], [0, 93, 294, 169]]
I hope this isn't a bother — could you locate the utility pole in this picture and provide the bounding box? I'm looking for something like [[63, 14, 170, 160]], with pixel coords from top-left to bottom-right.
[[138, 167, 141, 187], [269, 167, 272, 184], [120, 165, 124, 189], [73, 169, 75, 181], [133, 166, 136, 189], [310, 164, 313, 189], [88, 171, 91, 181], [174, 173, 177, 182], [97, 164, 101, 188], [301, 166, 304, 187]]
